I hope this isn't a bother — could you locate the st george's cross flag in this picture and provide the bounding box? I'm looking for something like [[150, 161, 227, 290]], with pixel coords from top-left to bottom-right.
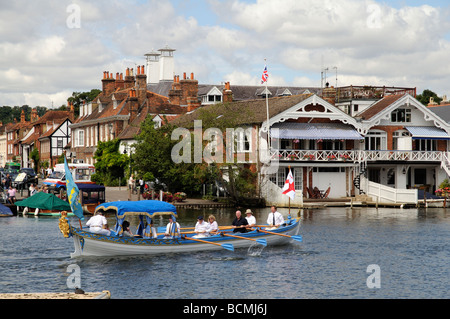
[[261, 65, 269, 84], [282, 169, 295, 200]]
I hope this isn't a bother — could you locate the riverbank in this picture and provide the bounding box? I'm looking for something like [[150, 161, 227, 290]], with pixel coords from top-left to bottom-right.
[[0, 291, 111, 299]]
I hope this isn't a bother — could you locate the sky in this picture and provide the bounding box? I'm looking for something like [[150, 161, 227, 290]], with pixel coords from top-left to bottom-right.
[[1, 0, 450, 108]]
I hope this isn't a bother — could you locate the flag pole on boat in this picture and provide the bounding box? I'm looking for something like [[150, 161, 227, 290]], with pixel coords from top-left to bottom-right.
[[282, 166, 295, 217], [63, 152, 84, 225]]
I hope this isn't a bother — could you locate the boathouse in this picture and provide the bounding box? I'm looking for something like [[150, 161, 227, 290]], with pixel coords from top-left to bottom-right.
[[173, 85, 450, 206]]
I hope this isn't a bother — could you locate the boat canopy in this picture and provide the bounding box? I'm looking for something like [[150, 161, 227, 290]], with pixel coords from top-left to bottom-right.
[[95, 200, 177, 219], [96, 200, 178, 237]]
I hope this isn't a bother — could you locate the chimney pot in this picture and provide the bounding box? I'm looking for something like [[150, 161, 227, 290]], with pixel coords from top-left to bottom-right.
[[190, 73, 194, 80], [183, 72, 186, 80]]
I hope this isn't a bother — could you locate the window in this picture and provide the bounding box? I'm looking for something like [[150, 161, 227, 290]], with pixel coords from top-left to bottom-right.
[[365, 130, 387, 150], [391, 108, 411, 123], [415, 139, 436, 151], [322, 140, 344, 150], [234, 128, 252, 153], [76, 130, 84, 147], [280, 139, 293, 149], [414, 168, 427, 185]]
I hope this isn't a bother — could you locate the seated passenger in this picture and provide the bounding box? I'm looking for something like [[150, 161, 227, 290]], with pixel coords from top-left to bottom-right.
[[245, 209, 256, 228], [208, 215, 219, 235], [231, 210, 249, 233], [164, 215, 181, 239], [86, 211, 111, 236], [193, 216, 210, 238], [122, 220, 133, 237]]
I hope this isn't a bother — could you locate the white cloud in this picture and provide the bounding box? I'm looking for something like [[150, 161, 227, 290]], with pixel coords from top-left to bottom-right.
[[1, 0, 450, 109]]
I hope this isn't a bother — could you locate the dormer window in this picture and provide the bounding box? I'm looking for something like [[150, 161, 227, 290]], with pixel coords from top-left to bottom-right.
[[278, 89, 292, 97], [259, 87, 272, 98], [391, 108, 411, 123]]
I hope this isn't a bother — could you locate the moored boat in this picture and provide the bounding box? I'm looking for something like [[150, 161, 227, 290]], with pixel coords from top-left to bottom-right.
[[59, 200, 302, 258]]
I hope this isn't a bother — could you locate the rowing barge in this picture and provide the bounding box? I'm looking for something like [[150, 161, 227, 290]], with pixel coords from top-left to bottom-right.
[[59, 200, 302, 258]]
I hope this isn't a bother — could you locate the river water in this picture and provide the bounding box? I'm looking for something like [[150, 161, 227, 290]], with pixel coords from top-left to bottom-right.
[[0, 206, 448, 299]]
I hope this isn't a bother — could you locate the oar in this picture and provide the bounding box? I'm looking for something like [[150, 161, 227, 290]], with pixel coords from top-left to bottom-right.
[[221, 233, 267, 247], [257, 229, 302, 243], [181, 235, 234, 252]]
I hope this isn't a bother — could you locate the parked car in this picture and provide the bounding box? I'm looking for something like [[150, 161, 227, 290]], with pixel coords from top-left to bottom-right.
[[19, 168, 39, 185]]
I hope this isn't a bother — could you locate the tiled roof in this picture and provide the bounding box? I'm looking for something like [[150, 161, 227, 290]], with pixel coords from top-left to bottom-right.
[[149, 81, 320, 101], [171, 94, 313, 128], [357, 94, 405, 120]]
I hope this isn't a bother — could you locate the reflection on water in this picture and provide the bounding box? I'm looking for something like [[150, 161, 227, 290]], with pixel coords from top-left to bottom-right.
[[0, 206, 448, 299]]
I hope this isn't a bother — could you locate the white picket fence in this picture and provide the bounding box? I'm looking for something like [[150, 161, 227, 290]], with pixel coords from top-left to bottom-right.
[[361, 177, 418, 204]]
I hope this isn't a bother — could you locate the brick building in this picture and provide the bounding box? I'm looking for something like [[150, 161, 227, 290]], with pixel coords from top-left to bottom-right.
[[69, 65, 197, 164]]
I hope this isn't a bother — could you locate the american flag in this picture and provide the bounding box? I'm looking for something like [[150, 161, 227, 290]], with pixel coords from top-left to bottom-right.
[[261, 65, 269, 84]]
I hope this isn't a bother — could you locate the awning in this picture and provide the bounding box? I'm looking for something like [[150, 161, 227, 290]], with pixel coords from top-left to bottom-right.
[[271, 123, 364, 140], [405, 126, 450, 140]]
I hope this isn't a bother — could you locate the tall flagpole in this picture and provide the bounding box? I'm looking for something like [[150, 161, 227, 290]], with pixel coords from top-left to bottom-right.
[[265, 59, 270, 152], [288, 165, 291, 216]]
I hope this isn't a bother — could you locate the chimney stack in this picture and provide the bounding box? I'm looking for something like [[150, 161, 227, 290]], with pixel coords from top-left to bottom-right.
[[124, 68, 135, 90], [322, 84, 337, 105], [179, 72, 199, 107], [115, 73, 124, 90], [128, 88, 138, 122], [169, 74, 182, 105], [102, 71, 116, 96], [136, 65, 147, 106], [223, 82, 233, 103]]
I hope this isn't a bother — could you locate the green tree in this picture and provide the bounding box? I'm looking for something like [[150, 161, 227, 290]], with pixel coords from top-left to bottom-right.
[[92, 139, 129, 186], [416, 89, 442, 106], [30, 148, 40, 172], [133, 117, 203, 194], [67, 89, 101, 117]]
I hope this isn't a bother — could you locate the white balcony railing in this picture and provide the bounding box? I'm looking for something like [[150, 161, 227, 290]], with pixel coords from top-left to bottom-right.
[[271, 149, 445, 163]]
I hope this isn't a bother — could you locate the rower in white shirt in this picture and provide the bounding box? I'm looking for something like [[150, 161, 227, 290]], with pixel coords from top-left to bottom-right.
[[193, 216, 211, 238], [266, 206, 284, 229], [86, 211, 111, 236]]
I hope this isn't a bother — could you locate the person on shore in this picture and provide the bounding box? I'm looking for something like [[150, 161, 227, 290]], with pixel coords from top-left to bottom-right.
[[208, 215, 219, 235], [4, 174, 11, 190], [194, 216, 210, 238], [266, 205, 284, 229], [128, 174, 135, 194], [164, 215, 181, 239], [29, 184, 37, 196], [139, 177, 144, 195], [122, 220, 133, 237], [86, 211, 111, 236], [7, 186, 16, 204], [245, 209, 256, 228], [231, 210, 249, 233]]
